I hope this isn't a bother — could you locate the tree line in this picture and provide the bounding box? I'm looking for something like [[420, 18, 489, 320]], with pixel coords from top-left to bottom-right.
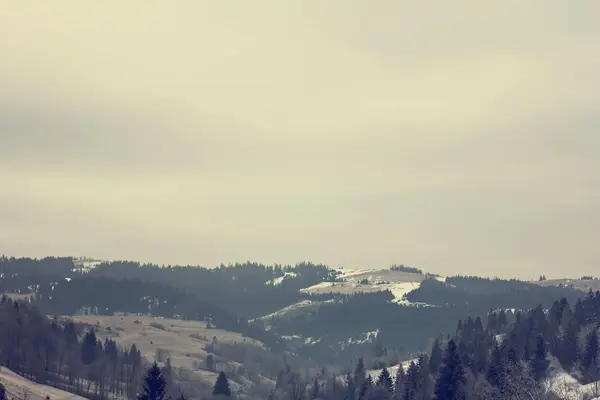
[[268, 289, 600, 399], [0, 295, 148, 399]]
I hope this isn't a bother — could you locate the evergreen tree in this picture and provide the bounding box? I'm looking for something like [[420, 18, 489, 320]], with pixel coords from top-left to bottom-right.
[[63, 322, 79, 347], [429, 339, 443, 376], [346, 373, 356, 400], [359, 375, 373, 399], [0, 382, 6, 400], [311, 376, 321, 399], [355, 357, 366, 382], [434, 340, 466, 400], [376, 366, 394, 394], [138, 362, 167, 400], [404, 361, 420, 400], [486, 310, 498, 332], [393, 365, 405, 399], [530, 335, 550, 381], [498, 310, 508, 329], [213, 372, 231, 397], [81, 329, 99, 365], [417, 354, 433, 399], [275, 370, 285, 390], [582, 327, 599, 383], [561, 318, 580, 369]]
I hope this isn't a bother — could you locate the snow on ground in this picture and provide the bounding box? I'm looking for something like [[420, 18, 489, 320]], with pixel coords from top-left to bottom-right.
[[300, 268, 431, 304], [72, 257, 105, 272], [251, 299, 336, 322], [544, 356, 600, 399], [0, 367, 86, 400], [349, 358, 418, 382], [534, 277, 600, 293], [266, 271, 297, 286], [348, 329, 380, 345]]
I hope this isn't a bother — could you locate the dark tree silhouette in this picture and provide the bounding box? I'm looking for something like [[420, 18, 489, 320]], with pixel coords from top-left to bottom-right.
[[434, 340, 466, 400], [376, 366, 394, 394], [530, 335, 550, 381], [138, 362, 167, 400], [213, 372, 232, 397]]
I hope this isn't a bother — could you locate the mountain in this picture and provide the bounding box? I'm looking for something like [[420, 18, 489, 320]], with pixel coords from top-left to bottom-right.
[[0, 256, 586, 367]]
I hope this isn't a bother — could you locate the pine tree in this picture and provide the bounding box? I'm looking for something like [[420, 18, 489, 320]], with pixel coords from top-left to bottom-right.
[[213, 372, 231, 397], [311, 376, 321, 399], [393, 365, 405, 399], [138, 362, 167, 400], [377, 366, 394, 394], [346, 373, 356, 400], [355, 357, 366, 382], [360, 375, 373, 399], [582, 327, 599, 383], [434, 340, 466, 400], [498, 310, 508, 329], [417, 354, 433, 400], [0, 382, 6, 400], [81, 329, 99, 365], [561, 318, 580, 369], [486, 311, 498, 332], [530, 335, 550, 381], [429, 339, 443, 376], [404, 361, 420, 400]]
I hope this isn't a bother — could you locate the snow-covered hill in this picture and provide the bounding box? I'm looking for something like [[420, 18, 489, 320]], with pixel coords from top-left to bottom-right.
[[300, 267, 442, 305], [0, 367, 86, 400]]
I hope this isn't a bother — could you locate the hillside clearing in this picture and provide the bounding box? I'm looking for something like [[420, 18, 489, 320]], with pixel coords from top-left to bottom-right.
[[300, 268, 432, 303], [68, 315, 262, 371], [0, 367, 86, 400]]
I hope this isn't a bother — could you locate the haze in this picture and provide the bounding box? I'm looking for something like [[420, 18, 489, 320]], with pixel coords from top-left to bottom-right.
[[1, 2, 599, 278]]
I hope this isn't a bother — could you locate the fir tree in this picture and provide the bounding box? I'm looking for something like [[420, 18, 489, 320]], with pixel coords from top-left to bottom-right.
[[213, 372, 231, 397], [417, 354, 433, 399], [376, 366, 394, 394], [81, 329, 99, 365], [138, 362, 167, 400], [561, 318, 580, 369], [434, 340, 466, 400], [404, 361, 420, 400], [582, 327, 599, 383], [486, 310, 498, 332], [360, 375, 373, 399], [393, 365, 405, 399], [530, 335, 550, 381], [429, 339, 443, 376], [355, 357, 366, 382], [311, 376, 321, 399], [346, 373, 356, 400], [498, 310, 508, 329]]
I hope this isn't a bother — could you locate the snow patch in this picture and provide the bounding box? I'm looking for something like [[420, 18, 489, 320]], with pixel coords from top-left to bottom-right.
[[267, 271, 297, 286]]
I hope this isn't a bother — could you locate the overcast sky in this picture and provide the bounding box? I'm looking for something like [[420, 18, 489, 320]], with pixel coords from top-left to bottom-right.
[[1, 2, 599, 278]]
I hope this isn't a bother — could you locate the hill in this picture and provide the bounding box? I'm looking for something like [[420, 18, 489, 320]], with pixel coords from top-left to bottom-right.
[[0, 256, 591, 371], [0, 367, 86, 400]]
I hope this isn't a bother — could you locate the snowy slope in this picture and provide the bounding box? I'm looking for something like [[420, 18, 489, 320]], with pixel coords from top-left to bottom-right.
[[300, 267, 439, 305], [0, 367, 86, 400]]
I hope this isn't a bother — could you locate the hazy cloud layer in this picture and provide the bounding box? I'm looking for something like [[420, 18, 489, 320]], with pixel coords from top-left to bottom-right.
[[1, 2, 599, 278]]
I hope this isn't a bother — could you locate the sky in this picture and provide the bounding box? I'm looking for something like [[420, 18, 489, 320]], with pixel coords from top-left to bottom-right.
[[1, 2, 599, 279]]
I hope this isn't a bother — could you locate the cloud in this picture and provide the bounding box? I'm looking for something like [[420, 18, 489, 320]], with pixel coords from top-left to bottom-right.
[[0, 2, 599, 278]]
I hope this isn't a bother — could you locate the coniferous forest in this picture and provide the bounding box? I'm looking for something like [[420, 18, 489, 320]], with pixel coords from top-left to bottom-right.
[[0, 255, 598, 399]]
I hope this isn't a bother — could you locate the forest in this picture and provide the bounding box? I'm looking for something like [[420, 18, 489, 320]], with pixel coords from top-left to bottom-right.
[[0, 255, 598, 399]]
